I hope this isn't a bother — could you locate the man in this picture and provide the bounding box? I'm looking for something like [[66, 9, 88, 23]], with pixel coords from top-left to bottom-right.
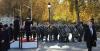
[[76, 22, 84, 42], [3, 24, 10, 51], [24, 17, 33, 42], [0, 23, 4, 51], [9, 24, 14, 41], [84, 18, 97, 51], [43, 25, 49, 42], [52, 26, 58, 41], [13, 16, 20, 41], [0, 24, 9, 51], [49, 25, 53, 42], [31, 26, 36, 41]]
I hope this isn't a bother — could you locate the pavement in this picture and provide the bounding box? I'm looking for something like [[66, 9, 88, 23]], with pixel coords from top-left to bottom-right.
[[8, 38, 100, 51], [8, 32, 100, 51]]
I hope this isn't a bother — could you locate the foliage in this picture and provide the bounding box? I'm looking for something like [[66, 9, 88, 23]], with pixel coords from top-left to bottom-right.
[[0, 0, 100, 23]]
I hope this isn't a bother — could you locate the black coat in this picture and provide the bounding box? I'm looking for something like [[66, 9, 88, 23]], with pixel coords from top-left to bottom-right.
[[0, 30, 3, 50], [8, 27, 14, 41], [0, 29, 9, 51], [84, 24, 97, 42], [14, 19, 20, 36], [25, 20, 32, 31], [14, 19, 20, 31]]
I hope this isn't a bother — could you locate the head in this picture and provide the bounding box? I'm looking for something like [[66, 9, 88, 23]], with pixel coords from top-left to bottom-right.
[[10, 24, 13, 26], [10, 24, 13, 27], [90, 18, 94, 24], [26, 17, 30, 21], [15, 16, 20, 20], [88, 21, 92, 26], [0, 23, 3, 31], [4, 24, 8, 30], [87, 18, 94, 28]]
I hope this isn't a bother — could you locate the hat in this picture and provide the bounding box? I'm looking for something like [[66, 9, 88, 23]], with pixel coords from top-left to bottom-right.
[[26, 17, 30, 20]]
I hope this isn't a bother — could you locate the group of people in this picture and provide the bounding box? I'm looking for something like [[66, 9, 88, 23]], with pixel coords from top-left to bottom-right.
[[0, 23, 12, 51], [36, 22, 84, 42], [13, 16, 36, 42], [0, 16, 34, 51], [36, 18, 97, 51], [0, 16, 97, 51]]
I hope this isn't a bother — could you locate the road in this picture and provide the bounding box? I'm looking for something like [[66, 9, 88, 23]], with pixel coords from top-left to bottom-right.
[[9, 38, 100, 51]]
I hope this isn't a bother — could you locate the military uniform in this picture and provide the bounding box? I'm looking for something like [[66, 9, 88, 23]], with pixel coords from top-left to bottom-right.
[[25, 19, 33, 42]]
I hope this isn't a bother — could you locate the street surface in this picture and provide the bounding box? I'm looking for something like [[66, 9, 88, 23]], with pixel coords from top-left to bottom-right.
[[9, 38, 100, 51]]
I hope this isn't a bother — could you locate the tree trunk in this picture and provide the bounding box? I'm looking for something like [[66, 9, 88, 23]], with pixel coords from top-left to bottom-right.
[[75, 0, 80, 24]]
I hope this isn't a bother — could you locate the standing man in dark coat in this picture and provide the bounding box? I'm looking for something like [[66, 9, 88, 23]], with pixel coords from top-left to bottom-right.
[[13, 16, 20, 41], [9, 24, 14, 41], [0, 23, 4, 51], [0, 23, 9, 51], [53, 26, 58, 41], [32, 26, 36, 41], [24, 17, 33, 42], [84, 18, 97, 51], [3, 24, 10, 51], [75, 22, 84, 42]]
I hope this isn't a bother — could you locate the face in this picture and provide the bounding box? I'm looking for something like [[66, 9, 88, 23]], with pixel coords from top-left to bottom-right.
[[88, 21, 92, 28]]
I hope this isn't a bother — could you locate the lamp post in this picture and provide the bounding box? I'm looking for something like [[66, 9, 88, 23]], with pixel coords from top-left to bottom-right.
[[30, 0, 33, 21], [48, 2, 51, 24], [85, 0, 88, 6]]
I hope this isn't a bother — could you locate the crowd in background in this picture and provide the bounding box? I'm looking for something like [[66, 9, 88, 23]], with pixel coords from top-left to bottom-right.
[[0, 16, 97, 51]]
